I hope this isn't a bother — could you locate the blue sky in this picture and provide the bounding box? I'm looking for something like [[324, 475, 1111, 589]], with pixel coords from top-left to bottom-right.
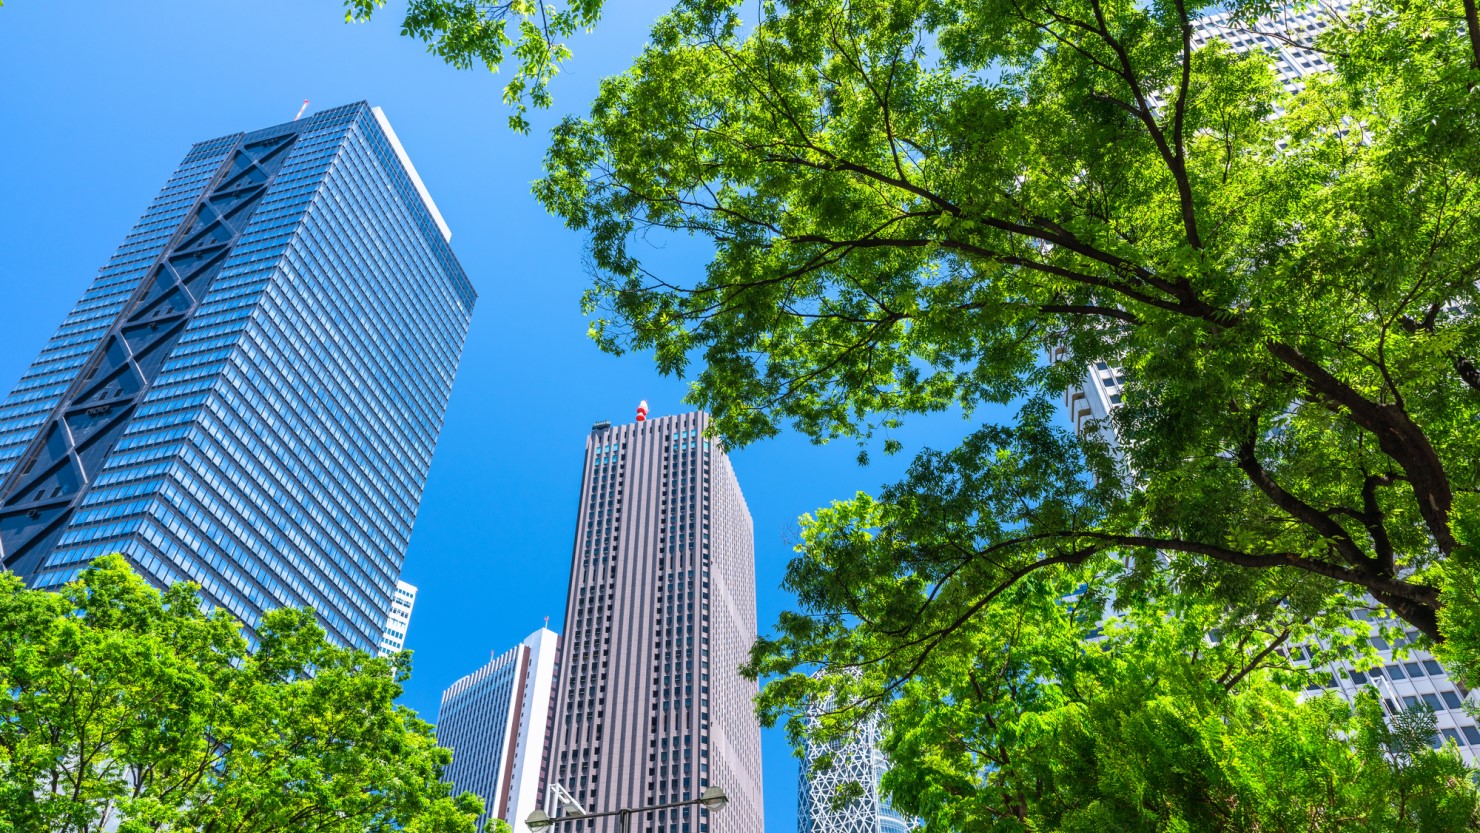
[[0, 2, 1006, 828]]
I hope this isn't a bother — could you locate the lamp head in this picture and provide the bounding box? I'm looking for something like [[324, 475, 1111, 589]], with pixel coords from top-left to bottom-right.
[[698, 786, 729, 811], [525, 809, 555, 831], [549, 783, 587, 817]]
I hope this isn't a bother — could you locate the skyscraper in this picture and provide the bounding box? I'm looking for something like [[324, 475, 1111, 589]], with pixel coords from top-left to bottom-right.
[[439, 628, 561, 833], [0, 102, 475, 653], [797, 686, 914, 833], [380, 580, 419, 655], [1058, 0, 1480, 759], [544, 410, 764, 833]]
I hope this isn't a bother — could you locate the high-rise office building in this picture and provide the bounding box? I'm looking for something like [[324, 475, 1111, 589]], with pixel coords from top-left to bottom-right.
[[0, 102, 475, 652], [1057, 0, 1480, 759], [797, 688, 914, 833], [380, 580, 418, 655], [544, 410, 764, 833], [439, 628, 561, 833]]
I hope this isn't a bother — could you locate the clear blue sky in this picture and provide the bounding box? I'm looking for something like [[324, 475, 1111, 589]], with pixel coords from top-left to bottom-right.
[[0, 3, 1007, 829]]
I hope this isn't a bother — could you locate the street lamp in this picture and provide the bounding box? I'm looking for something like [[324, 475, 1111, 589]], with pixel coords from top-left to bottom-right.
[[526, 784, 731, 833], [697, 787, 728, 811]]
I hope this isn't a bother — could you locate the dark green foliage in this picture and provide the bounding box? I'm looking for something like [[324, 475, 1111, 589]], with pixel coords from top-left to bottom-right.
[[344, 0, 603, 131], [530, 0, 1480, 649]]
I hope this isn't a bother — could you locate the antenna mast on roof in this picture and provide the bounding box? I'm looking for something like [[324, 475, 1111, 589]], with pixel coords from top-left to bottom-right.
[[293, 99, 310, 121]]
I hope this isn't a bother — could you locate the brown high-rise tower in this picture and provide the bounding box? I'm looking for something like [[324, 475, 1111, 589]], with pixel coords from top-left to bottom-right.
[[544, 410, 764, 833]]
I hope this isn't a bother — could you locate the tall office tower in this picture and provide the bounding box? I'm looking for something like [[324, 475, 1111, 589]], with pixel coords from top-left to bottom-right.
[[545, 411, 764, 833], [380, 580, 418, 655], [797, 692, 914, 833], [1190, 0, 1346, 99], [439, 628, 561, 833], [1057, 0, 1480, 761], [0, 102, 475, 652]]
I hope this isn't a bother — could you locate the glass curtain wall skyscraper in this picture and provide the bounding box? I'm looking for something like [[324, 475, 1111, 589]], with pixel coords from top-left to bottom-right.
[[0, 102, 475, 652], [545, 410, 764, 833], [439, 627, 561, 833]]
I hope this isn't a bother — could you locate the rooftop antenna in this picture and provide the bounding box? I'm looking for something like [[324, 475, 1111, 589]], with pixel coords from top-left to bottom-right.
[[543, 615, 550, 629], [293, 99, 310, 121]]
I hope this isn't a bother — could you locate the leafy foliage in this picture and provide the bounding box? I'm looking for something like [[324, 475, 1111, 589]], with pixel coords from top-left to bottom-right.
[[757, 570, 1479, 830], [529, 0, 1480, 656], [378, 0, 1480, 825], [343, 0, 603, 131], [0, 556, 496, 833]]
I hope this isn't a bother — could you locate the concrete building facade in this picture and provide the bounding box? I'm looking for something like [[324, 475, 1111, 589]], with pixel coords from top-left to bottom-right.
[[544, 410, 764, 833], [380, 580, 418, 655]]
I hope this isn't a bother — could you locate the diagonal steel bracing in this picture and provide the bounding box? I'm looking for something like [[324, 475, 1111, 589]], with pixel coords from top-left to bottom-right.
[[0, 132, 299, 580]]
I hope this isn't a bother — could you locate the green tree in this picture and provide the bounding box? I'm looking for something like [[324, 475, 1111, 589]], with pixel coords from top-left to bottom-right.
[[529, 0, 1480, 650], [797, 581, 1480, 832], [0, 556, 499, 833], [343, 0, 603, 132], [375, 0, 1480, 825]]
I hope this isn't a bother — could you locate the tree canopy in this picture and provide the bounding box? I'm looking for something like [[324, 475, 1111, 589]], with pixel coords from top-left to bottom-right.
[[857, 583, 1478, 831], [536, 0, 1480, 823], [367, 0, 1480, 826], [529, 0, 1480, 649], [343, 0, 603, 131], [0, 556, 495, 833]]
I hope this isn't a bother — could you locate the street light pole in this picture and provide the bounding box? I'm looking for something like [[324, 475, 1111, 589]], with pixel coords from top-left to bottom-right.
[[526, 786, 730, 833]]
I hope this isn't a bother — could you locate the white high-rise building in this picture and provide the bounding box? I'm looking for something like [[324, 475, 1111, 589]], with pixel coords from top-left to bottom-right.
[[797, 682, 916, 833], [379, 580, 417, 655], [1059, 0, 1480, 760], [438, 627, 560, 833], [1190, 1, 1345, 98]]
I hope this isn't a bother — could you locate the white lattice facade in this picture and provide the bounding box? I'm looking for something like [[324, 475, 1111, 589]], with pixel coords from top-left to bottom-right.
[[797, 700, 914, 833]]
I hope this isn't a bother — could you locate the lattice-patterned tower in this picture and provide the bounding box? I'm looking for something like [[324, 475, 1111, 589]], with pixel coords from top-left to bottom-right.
[[797, 690, 915, 833], [544, 410, 764, 833], [0, 102, 475, 652]]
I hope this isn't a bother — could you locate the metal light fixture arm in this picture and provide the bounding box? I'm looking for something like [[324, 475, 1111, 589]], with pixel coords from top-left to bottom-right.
[[527, 787, 728, 833]]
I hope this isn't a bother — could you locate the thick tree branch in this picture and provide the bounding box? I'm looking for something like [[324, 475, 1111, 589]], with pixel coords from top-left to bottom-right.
[[1077, 532, 1442, 640], [1465, 0, 1480, 73], [1234, 431, 1376, 570], [1264, 340, 1456, 555]]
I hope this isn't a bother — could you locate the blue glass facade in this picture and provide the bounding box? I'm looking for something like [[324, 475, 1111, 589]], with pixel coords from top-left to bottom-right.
[[0, 103, 474, 651]]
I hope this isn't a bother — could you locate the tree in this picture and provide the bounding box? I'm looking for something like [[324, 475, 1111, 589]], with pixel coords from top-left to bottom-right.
[[343, 0, 604, 132], [526, 0, 1480, 665], [376, 0, 1480, 824], [776, 577, 1480, 831], [0, 556, 499, 833]]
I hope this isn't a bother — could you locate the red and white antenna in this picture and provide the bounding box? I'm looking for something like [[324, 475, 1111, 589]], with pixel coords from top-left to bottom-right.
[[636, 400, 649, 422], [293, 99, 310, 121]]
